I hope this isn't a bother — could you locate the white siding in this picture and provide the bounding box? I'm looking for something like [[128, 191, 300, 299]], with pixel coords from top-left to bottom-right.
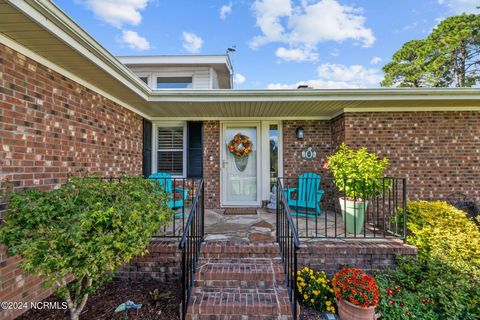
[[211, 68, 220, 89], [126, 66, 213, 89]]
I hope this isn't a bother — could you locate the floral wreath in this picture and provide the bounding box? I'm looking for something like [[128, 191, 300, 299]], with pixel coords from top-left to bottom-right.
[[227, 133, 252, 158]]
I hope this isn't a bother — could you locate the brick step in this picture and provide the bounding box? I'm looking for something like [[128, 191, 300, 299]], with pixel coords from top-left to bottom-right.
[[186, 288, 293, 320], [200, 241, 280, 259], [195, 259, 286, 289]]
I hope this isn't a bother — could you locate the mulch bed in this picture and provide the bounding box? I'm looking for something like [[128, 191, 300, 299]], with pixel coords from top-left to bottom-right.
[[299, 305, 327, 320], [18, 279, 180, 320]]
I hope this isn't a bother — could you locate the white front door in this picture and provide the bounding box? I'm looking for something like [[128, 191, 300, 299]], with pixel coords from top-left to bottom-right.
[[221, 123, 262, 207]]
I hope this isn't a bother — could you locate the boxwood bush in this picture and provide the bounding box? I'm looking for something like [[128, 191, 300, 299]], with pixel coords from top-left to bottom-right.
[[405, 201, 480, 277], [376, 200, 480, 319], [0, 175, 173, 320]]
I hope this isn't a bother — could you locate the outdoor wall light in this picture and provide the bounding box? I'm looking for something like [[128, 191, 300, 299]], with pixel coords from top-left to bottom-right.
[[296, 127, 305, 140]]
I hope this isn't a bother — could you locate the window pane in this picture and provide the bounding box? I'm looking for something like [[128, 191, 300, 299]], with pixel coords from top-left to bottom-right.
[[156, 77, 193, 89], [158, 127, 184, 149], [157, 126, 184, 176], [269, 124, 278, 188], [139, 77, 148, 84], [158, 151, 183, 176]]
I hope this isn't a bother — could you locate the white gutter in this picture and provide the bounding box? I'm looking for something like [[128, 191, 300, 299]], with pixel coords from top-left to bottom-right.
[[148, 88, 480, 102]]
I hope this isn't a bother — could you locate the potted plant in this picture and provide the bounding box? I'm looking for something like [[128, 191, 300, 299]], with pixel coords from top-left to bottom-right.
[[332, 268, 380, 320], [326, 143, 389, 234]]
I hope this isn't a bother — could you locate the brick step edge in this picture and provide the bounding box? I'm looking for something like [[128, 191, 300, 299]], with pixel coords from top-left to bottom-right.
[[200, 242, 280, 255], [187, 290, 292, 316]]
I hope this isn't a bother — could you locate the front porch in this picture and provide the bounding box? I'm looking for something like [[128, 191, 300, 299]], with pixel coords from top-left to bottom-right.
[[141, 175, 412, 319]]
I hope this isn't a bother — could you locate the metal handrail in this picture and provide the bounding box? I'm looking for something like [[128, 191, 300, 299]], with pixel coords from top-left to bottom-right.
[[178, 179, 204, 320], [276, 178, 301, 320]]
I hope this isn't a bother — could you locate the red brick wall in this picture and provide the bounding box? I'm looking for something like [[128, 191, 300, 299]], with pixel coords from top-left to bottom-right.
[[116, 240, 181, 282], [0, 43, 143, 320], [330, 114, 345, 150], [203, 121, 221, 208], [299, 240, 417, 277], [282, 120, 331, 179], [344, 112, 480, 203], [0, 247, 55, 320]]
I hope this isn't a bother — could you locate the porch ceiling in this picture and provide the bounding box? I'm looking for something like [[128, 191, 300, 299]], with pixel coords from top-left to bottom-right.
[[144, 89, 480, 119]]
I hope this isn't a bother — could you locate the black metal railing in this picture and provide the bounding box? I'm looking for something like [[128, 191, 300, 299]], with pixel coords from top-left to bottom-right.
[[276, 179, 301, 320], [148, 177, 202, 238], [92, 176, 201, 238], [278, 177, 407, 240], [179, 179, 204, 320]]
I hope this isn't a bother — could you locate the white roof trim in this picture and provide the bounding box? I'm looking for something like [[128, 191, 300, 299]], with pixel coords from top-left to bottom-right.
[[118, 55, 233, 73], [7, 0, 152, 99]]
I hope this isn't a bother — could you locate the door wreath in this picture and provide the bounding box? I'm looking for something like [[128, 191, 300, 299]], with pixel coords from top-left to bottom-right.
[[227, 133, 252, 158]]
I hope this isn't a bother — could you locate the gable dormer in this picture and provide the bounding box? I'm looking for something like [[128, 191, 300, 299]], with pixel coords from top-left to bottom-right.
[[117, 55, 232, 90]]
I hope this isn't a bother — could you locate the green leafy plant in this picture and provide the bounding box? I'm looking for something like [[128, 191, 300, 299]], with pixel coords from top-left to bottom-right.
[[405, 201, 480, 278], [0, 175, 173, 320], [296, 267, 336, 313], [326, 143, 389, 200], [375, 256, 480, 320]]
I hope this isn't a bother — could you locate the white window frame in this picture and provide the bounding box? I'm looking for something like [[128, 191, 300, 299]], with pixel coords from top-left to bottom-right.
[[153, 72, 194, 90], [261, 121, 283, 201], [152, 121, 187, 178], [135, 72, 152, 87]]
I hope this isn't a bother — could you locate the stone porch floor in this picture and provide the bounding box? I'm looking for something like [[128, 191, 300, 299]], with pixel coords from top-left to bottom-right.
[[162, 208, 379, 240]]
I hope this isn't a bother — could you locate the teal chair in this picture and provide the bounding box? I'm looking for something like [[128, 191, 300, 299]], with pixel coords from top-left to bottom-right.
[[285, 172, 324, 216], [148, 173, 188, 214]]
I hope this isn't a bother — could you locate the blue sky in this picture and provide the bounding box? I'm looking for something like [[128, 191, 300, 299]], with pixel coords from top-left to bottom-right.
[[54, 0, 479, 89]]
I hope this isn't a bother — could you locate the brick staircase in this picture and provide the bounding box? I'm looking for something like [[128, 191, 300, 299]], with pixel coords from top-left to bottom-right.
[[185, 241, 294, 320]]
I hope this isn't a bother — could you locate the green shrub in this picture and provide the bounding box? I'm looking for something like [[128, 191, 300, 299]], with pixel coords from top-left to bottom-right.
[[0, 175, 173, 320], [375, 256, 480, 320], [326, 143, 389, 199], [405, 201, 480, 278]]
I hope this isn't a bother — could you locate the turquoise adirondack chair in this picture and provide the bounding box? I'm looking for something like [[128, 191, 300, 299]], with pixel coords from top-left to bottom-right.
[[148, 172, 188, 214], [285, 172, 324, 216]]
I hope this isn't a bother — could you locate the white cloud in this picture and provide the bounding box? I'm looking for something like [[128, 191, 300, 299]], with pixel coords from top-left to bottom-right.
[[233, 73, 246, 84], [121, 30, 150, 50], [330, 49, 340, 57], [267, 63, 383, 89], [182, 32, 203, 53], [437, 0, 479, 13], [78, 0, 149, 28], [250, 0, 375, 51], [220, 2, 233, 19], [317, 63, 382, 86], [251, 0, 293, 47], [267, 80, 360, 89], [275, 47, 318, 61], [370, 56, 382, 65]]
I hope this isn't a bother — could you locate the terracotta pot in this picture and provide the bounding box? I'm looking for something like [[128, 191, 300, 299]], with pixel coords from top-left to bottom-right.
[[337, 299, 377, 320]]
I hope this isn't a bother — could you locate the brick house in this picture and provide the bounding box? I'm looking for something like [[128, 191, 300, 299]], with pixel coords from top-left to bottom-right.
[[0, 1, 479, 319]]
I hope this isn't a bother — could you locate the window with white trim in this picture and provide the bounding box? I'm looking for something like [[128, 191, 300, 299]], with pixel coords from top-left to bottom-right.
[[156, 76, 193, 89], [157, 125, 185, 176]]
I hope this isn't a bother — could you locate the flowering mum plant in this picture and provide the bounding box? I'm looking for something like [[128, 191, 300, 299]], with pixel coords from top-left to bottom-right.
[[296, 267, 336, 313], [332, 267, 379, 308]]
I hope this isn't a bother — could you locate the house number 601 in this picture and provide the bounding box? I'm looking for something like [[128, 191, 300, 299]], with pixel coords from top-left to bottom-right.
[[301, 147, 317, 160]]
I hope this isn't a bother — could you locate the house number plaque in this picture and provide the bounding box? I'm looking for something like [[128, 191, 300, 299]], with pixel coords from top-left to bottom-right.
[[301, 147, 317, 160]]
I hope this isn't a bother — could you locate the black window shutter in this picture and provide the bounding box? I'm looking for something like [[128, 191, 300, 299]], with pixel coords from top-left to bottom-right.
[[142, 119, 152, 178], [187, 121, 203, 178]]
